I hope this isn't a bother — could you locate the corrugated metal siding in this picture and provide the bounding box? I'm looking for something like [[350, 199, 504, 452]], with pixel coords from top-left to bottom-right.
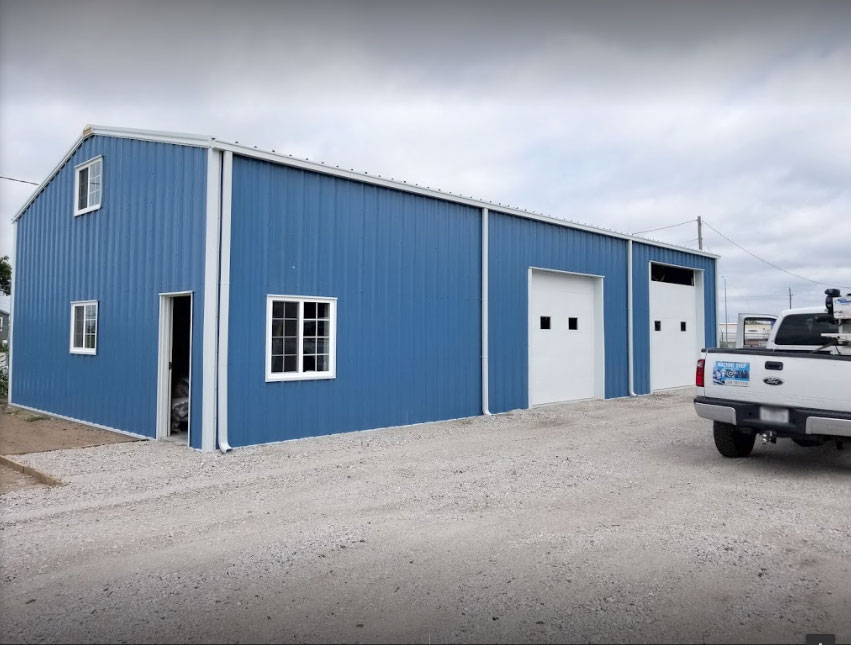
[[226, 156, 482, 447], [12, 136, 208, 444], [488, 211, 630, 412], [631, 243, 717, 394]]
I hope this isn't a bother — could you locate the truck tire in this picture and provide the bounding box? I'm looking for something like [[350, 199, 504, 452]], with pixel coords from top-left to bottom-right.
[[713, 422, 756, 458]]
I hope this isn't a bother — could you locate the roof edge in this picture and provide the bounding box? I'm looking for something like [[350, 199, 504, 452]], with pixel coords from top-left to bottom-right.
[[11, 125, 720, 260]]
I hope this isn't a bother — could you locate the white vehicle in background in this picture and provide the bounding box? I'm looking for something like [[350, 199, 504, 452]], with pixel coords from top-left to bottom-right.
[[735, 313, 777, 348], [694, 290, 851, 457]]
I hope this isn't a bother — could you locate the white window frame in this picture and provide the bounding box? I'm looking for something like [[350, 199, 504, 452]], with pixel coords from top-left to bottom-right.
[[70, 300, 98, 355], [73, 156, 103, 216], [265, 295, 337, 382]]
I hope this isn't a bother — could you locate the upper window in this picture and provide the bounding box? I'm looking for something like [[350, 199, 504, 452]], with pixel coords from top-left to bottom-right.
[[266, 295, 336, 381], [70, 301, 98, 354], [773, 313, 837, 346], [74, 156, 103, 216]]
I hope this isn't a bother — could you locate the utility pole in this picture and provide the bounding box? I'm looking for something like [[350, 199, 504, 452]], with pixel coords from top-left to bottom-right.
[[788, 287, 792, 309], [697, 216, 703, 251], [723, 275, 728, 346]]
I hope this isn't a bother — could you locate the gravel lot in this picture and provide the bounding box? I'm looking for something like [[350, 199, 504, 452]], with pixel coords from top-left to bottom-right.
[[1, 389, 849, 643]]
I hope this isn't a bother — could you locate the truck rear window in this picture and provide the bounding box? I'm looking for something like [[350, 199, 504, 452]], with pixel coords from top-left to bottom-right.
[[773, 314, 838, 346]]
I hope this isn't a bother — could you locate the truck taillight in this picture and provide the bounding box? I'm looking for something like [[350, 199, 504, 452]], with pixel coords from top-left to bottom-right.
[[696, 359, 705, 387]]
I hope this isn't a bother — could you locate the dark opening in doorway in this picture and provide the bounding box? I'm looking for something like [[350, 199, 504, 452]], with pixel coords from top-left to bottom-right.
[[170, 296, 191, 436]]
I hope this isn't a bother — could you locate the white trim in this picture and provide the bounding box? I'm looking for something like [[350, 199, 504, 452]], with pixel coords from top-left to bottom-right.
[[69, 300, 98, 355], [7, 403, 149, 441], [217, 151, 233, 453], [200, 149, 222, 452], [527, 267, 606, 406], [265, 295, 338, 382], [73, 155, 103, 216], [627, 240, 637, 396], [156, 291, 193, 444], [12, 125, 719, 260], [481, 208, 490, 415]]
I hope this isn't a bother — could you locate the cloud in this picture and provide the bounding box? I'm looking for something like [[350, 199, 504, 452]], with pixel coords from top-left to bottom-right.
[[1, 0, 849, 316]]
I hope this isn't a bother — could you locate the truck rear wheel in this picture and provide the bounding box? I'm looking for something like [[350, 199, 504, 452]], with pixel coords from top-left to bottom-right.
[[713, 422, 756, 458]]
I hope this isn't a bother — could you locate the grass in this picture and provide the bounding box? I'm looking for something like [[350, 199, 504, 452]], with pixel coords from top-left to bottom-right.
[[24, 414, 49, 423]]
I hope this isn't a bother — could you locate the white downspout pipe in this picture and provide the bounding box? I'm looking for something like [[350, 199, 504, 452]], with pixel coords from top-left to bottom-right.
[[481, 207, 491, 415], [216, 150, 233, 453], [200, 149, 222, 452], [627, 239, 637, 396]]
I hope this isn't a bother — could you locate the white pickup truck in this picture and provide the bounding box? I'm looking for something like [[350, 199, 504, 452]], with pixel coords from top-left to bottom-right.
[[694, 292, 851, 457]]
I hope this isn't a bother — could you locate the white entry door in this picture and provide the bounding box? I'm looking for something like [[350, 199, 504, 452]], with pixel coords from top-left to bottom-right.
[[529, 270, 600, 405], [650, 279, 698, 390]]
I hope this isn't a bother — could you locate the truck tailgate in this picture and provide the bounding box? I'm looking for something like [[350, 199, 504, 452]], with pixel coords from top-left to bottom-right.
[[703, 350, 851, 413]]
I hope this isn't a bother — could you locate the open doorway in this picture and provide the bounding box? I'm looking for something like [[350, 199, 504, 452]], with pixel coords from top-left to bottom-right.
[[157, 292, 193, 443]]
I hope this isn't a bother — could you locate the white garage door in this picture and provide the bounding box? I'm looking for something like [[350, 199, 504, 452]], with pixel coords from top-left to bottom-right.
[[650, 275, 698, 390], [529, 270, 600, 405]]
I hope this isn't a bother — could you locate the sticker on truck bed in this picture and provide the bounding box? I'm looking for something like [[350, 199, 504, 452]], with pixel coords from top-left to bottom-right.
[[712, 361, 750, 386]]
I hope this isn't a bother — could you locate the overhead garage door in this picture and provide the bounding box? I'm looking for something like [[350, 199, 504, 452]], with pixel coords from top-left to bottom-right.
[[529, 269, 601, 405], [650, 265, 698, 390]]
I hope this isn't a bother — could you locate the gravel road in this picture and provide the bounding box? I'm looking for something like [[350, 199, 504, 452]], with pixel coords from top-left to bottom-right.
[[1, 389, 849, 643]]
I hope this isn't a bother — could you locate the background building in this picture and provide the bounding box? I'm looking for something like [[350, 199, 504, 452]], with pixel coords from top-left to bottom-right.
[[9, 126, 718, 451]]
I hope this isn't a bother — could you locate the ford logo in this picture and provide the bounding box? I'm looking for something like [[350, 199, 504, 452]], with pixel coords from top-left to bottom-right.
[[763, 377, 784, 386]]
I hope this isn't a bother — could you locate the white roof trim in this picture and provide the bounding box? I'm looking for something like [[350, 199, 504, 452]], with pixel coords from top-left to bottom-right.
[[11, 125, 720, 259]]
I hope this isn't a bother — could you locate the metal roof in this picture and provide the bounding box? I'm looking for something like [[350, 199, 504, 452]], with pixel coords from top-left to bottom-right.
[[11, 125, 719, 259]]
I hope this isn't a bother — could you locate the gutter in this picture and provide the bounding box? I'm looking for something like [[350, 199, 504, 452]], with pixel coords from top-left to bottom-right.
[[627, 240, 637, 396], [481, 208, 491, 415]]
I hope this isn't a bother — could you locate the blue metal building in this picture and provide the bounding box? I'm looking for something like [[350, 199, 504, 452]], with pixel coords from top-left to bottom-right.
[[9, 126, 717, 451]]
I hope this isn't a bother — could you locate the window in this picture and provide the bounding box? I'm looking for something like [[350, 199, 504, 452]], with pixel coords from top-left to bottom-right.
[[70, 301, 98, 354], [773, 313, 838, 346], [654, 321, 662, 331], [540, 316, 551, 330], [74, 156, 103, 216], [568, 317, 578, 330], [680, 321, 687, 332], [266, 295, 336, 381]]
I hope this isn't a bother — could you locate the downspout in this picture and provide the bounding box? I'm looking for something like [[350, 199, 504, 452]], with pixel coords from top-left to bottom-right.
[[216, 150, 233, 452], [481, 207, 491, 415], [627, 239, 637, 396], [200, 149, 222, 452]]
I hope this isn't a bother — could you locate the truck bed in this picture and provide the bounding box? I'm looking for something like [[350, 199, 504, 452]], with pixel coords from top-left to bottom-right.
[[700, 347, 851, 414]]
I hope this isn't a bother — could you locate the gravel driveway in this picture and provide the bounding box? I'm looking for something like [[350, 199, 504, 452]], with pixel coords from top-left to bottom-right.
[[1, 389, 849, 643]]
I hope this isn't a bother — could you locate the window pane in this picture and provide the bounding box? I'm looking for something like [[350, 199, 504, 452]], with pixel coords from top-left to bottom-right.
[[271, 356, 283, 373], [85, 303, 96, 319], [317, 320, 327, 336], [272, 301, 284, 318], [284, 355, 297, 372], [284, 319, 297, 336], [317, 302, 329, 318], [303, 355, 316, 372], [85, 334, 95, 349], [271, 319, 283, 337], [284, 338, 297, 354], [303, 338, 316, 354], [78, 167, 89, 209], [317, 338, 328, 354], [85, 319, 96, 335], [304, 320, 316, 336], [304, 302, 316, 319], [317, 355, 328, 371], [285, 302, 298, 318], [271, 338, 283, 355]]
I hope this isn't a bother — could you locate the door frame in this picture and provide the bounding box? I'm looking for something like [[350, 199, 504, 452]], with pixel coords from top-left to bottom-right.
[[647, 261, 705, 392], [156, 291, 194, 443], [527, 267, 606, 406]]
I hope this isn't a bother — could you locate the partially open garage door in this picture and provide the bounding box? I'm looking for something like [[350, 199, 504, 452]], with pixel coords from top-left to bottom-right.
[[529, 269, 603, 405], [650, 264, 699, 391]]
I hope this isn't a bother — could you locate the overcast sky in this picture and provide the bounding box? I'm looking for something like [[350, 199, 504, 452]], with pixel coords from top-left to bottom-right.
[[1, 0, 849, 319]]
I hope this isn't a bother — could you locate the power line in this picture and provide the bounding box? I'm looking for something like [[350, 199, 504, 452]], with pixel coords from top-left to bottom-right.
[[0, 175, 38, 186], [703, 220, 851, 290], [631, 218, 694, 235]]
